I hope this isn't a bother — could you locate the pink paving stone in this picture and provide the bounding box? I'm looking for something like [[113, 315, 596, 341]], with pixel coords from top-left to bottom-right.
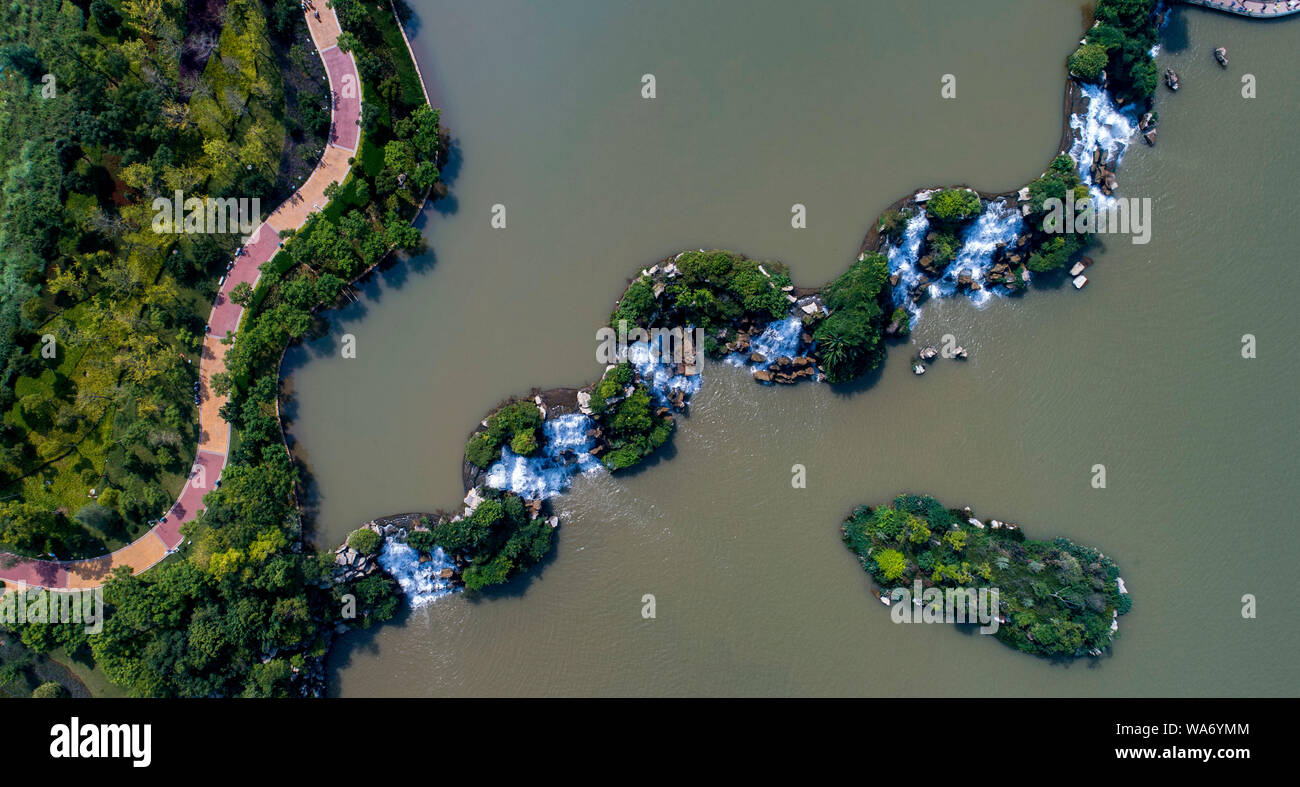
[[208, 222, 281, 338], [322, 47, 362, 151], [0, 555, 68, 589]]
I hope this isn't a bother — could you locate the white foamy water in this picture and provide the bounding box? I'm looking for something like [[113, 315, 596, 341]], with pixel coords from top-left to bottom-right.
[[486, 413, 605, 499], [726, 315, 804, 372], [378, 540, 461, 608], [938, 199, 1024, 307], [626, 335, 703, 403], [1068, 81, 1140, 207], [885, 211, 931, 321]]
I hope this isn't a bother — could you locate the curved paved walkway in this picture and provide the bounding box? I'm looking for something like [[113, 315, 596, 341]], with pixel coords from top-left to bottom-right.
[[1180, 0, 1300, 17], [0, 6, 362, 591]]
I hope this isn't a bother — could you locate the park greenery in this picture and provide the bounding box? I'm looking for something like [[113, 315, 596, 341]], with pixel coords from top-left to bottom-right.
[[589, 362, 674, 471], [925, 188, 981, 225], [612, 250, 792, 354], [1070, 0, 1160, 104], [842, 495, 1131, 658], [0, 0, 307, 557], [464, 400, 543, 469], [2, 0, 438, 697], [404, 488, 554, 592], [812, 251, 891, 383], [1023, 154, 1091, 273]]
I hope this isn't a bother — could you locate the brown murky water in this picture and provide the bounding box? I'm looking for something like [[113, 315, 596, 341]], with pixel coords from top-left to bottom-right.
[[281, 1, 1300, 696]]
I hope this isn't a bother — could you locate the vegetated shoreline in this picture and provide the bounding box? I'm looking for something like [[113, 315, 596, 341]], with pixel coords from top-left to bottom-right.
[[841, 495, 1131, 659], [3, 0, 446, 698], [347, 1, 1178, 648]]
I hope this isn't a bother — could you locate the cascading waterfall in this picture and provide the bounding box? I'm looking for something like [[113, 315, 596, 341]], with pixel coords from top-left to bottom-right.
[[726, 316, 803, 370], [377, 540, 461, 607], [626, 334, 704, 404], [1068, 81, 1140, 208], [886, 211, 931, 321], [882, 81, 1138, 322], [486, 412, 604, 500], [929, 199, 1025, 307], [477, 78, 1140, 505]]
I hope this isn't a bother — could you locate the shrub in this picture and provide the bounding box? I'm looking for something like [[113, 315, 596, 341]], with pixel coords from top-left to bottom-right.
[[406, 530, 438, 554], [877, 208, 912, 243], [347, 528, 383, 555], [874, 549, 908, 582], [612, 277, 657, 326], [1069, 43, 1110, 80], [510, 430, 539, 456], [465, 432, 498, 468], [32, 682, 67, 698], [925, 188, 981, 224]]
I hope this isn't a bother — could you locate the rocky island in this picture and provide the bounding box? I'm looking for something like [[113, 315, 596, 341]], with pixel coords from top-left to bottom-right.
[[842, 495, 1132, 658]]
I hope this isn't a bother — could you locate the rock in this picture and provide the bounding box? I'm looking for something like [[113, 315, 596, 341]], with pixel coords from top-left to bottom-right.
[[1142, 128, 1157, 146], [889, 273, 901, 287], [439, 568, 455, 579], [463, 487, 484, 513], [800, 302, 819, 315], [773, 356, 792, 369], [525, 499, 543, 519], [752, 369, 774, 383], [749, 352, 767, 364], [546, 515, 560, 529], [957, 269, 973, 287], [790, 356, 813, 369]]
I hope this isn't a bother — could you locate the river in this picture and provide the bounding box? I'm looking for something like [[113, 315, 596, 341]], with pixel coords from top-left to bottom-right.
[[280, 0, 1300, 696]]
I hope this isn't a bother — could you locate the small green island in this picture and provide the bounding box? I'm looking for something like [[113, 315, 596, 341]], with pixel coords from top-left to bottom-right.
[[842, 495, 1131, 659]]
